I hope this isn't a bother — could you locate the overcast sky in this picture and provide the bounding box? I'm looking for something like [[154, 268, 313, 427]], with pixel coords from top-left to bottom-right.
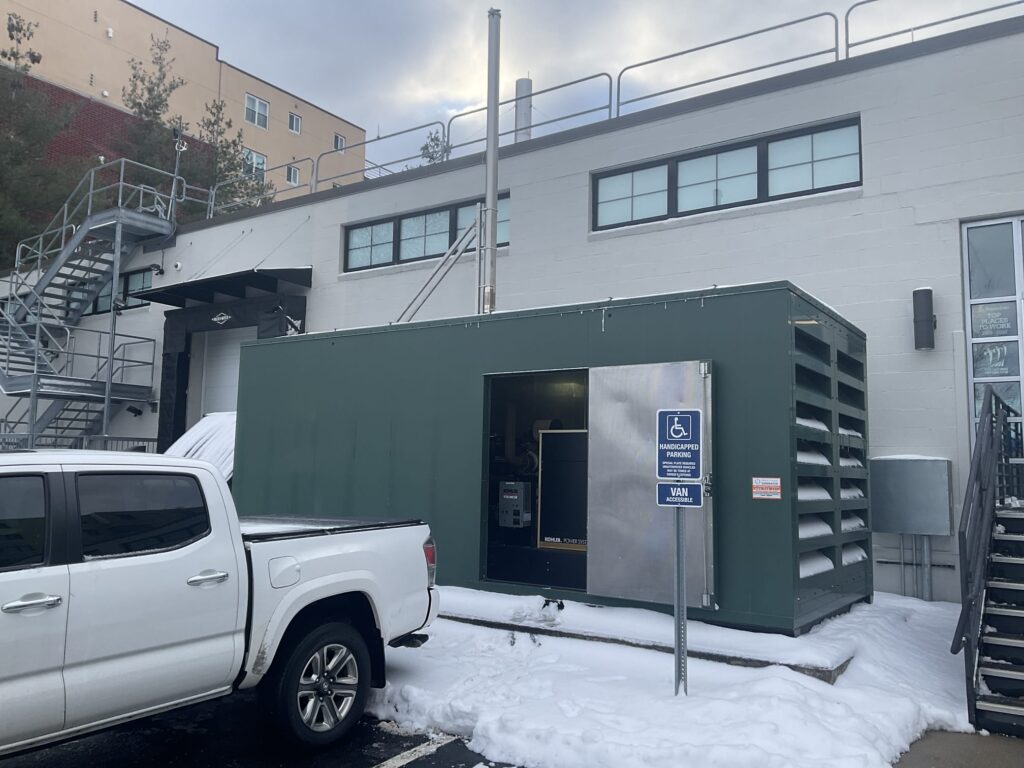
[[131, 0, 1006, 160]]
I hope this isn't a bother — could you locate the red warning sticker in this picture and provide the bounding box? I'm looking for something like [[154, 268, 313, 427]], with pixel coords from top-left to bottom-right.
[[752, 477, 782, 500]]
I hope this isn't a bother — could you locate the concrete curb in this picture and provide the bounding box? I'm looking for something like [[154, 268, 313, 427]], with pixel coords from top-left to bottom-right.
[[440, 613, 853, 684]]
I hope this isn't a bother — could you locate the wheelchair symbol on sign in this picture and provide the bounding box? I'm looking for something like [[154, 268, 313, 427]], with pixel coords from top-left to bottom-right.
[[667, 414, 691, 441]]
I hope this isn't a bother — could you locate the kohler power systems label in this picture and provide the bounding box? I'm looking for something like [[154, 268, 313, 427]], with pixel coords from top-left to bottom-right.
[[752, 477, 782, 500]]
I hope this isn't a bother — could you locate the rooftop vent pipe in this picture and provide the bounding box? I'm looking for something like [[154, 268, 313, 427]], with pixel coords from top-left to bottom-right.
[[482, 8, 501, 314], [515, 77, 532, 142]]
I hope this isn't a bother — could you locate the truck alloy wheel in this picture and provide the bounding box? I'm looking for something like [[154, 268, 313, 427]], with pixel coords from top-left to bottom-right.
[[272, 621, 371, 746], [297, 643, 359, 731]]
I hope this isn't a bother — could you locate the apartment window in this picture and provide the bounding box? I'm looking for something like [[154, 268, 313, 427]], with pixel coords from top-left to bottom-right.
[[400, 210, 450, 261], [768, 124, 860, 197], [288, 112, 302, 134], [334, 133, 346, 152], [245, 93, 269, 129], [345, 195, 510, 272], [592, 118, 861, 230], [242, 148, 267, 181], [286, 165, 300, 186], [456, 197, 510, 246], [678, 145, 757, 213], [595, 165, 668, 227], [81, 269, 152, 316]]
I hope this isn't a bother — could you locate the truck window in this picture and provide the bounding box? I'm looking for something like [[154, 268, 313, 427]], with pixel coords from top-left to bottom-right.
[[77, 473, 210, 559], [0, 475, 47, 570]]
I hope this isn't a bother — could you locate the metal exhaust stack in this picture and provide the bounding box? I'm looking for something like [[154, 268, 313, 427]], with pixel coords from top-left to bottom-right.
[[482, 8, 501, 314], [515, 77, 533, 142]]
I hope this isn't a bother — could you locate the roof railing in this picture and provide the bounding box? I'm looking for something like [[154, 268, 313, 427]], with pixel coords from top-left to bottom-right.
[[845, 0, 1024, 57], [616, 13, 839, 117], [312, 121, 447, 193], [446, 72, 613, 156]]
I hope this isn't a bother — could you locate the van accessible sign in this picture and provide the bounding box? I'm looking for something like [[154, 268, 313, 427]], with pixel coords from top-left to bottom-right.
[[657, 409, 703, 508]]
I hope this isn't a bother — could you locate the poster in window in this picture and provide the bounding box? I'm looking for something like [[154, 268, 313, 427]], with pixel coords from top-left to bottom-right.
[[972, 341, 1020, 378], [972, 302, 1018, 339], [975, 382, 1022, 416]]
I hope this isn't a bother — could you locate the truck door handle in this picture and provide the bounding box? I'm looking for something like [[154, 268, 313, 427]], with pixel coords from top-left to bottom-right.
[[2, 594, 63, 613], [187, 570, 230, 587]]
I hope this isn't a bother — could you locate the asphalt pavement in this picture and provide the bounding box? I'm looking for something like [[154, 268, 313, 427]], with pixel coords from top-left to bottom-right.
[[6, 689, 1021, 767], [0, 692, 512, 768]]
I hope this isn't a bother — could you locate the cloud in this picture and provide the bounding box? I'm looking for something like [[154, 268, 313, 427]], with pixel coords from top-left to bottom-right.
[[131, 0, 1006, 160]]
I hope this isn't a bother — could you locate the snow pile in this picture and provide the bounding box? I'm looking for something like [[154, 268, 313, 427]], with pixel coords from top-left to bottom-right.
[[842, 544, 869, 565], [841, 513, 867, 532], [798, 483, 832, 501], [795, 416, 829, 432], [371, 592, 969, 768], [798, 515, 832, 540], [797, 449, 830, 466], [840, 483, 865, 500], [840, 455, 864, 468], [799, 551, 834, 578], [838, 426, 863, 438], [165, 412, 236, 480]]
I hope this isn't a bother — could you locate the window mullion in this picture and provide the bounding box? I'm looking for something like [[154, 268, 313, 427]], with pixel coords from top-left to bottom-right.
[[667, 161, 678, 218], [757, 141, 769, 202]]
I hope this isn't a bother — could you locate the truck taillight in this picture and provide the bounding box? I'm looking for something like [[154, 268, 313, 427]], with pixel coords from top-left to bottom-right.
[[423, 536, 437, 588]]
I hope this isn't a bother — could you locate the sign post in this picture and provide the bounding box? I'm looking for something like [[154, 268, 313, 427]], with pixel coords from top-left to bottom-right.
[[656, 408, 703, 696]]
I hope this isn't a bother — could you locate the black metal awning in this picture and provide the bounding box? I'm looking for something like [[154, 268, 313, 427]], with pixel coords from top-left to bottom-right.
[[130, 267, 312, 307]]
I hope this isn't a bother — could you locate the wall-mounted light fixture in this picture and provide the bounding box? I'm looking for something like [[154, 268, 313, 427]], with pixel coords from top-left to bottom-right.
[[913, 287, 936, 350]]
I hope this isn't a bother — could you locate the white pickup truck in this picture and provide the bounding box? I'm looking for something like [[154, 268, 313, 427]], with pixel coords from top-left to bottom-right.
[[0, 451, 438, 755]]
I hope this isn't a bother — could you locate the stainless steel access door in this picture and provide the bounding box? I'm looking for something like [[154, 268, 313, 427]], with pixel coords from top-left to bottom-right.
[[586, 361, 715, 608]]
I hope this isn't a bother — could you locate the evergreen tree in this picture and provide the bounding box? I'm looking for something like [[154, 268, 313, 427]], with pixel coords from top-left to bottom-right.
[[118, 35, 273, 220], [0, 14, 87, 271]]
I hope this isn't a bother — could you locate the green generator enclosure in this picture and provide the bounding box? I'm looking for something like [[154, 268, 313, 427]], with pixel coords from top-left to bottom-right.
[[233, 281, 871, 635]]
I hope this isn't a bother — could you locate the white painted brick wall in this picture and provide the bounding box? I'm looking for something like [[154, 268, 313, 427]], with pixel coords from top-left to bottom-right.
[[94, 25, 1024, 601]]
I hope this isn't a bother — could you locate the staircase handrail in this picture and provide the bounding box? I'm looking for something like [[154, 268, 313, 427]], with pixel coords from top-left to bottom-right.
[[950, 384, 1019, 724], [13, 158, 183, 275]]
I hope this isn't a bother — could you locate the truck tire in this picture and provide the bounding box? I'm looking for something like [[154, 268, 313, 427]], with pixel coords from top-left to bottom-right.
[[270, 621, 371, 747]]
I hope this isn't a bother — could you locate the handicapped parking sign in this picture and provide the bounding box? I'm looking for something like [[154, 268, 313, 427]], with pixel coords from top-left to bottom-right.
[[657, 409, 702, 480]]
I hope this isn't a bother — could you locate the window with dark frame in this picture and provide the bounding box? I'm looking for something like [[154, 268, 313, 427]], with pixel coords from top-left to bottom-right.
[[344, 195, 510, 272], [78, 269, 152, 317], [592, 118, 861, 230]]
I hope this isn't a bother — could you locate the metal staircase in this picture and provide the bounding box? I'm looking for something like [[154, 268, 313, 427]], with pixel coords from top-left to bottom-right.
[[951, 385, 1024, 737], [0, 159, 182, 449]]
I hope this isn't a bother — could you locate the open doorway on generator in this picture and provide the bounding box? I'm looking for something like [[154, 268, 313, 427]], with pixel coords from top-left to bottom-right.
[[484, 369, 588, 590]]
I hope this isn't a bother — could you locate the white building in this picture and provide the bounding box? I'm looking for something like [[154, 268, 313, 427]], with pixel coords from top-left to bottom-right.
[[6, 12, 1024, 603]]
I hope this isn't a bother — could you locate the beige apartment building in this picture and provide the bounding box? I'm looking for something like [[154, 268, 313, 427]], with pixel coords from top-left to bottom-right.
[[2, 0, 365, 193]]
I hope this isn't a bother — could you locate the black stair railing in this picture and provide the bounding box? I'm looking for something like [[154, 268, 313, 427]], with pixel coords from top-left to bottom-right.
[[951, 385, 1021, 725]]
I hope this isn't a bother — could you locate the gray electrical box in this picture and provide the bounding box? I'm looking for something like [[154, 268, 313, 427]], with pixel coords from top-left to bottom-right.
[[499, 481, 532, 528], [869, 456, 953, 536]]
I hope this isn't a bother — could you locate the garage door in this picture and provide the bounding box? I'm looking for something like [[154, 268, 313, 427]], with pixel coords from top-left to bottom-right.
[[198, 326, 258, 415]]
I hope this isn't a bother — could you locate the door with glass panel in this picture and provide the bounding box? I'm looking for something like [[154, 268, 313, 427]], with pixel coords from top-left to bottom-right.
[[963, 218, 1024, 434]]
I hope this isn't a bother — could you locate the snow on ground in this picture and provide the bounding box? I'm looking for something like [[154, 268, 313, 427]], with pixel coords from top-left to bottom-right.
[[369, 591, 969, 768]]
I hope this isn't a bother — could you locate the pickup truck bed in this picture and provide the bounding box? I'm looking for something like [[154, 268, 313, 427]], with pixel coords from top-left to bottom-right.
[[240, 517, 425, 541]]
